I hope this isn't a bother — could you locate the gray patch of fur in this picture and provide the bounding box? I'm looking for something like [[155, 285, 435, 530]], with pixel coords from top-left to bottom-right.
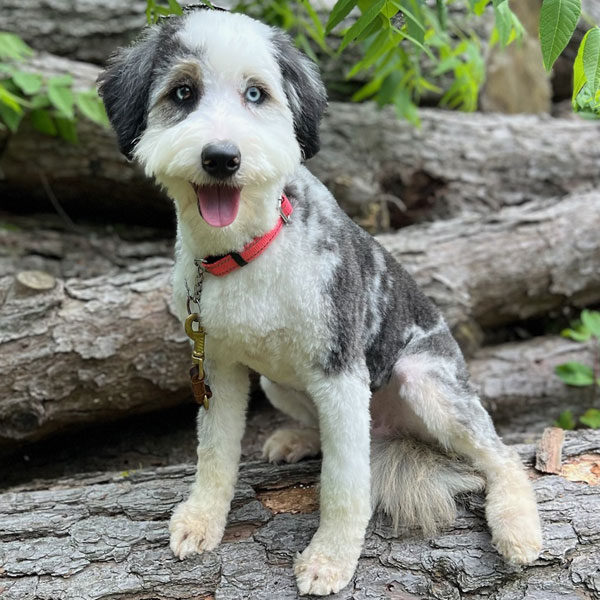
[[284, 167, 444, 390], [98, 16, 194, 158]]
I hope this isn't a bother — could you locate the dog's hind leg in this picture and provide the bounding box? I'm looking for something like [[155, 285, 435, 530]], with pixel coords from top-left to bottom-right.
[[260, 376, 321, 463], [390, 350, 542, 565]]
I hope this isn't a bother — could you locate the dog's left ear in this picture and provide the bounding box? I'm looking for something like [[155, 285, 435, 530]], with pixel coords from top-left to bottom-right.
[[97, 28, 162, 160], [271, 32, 327, 161]]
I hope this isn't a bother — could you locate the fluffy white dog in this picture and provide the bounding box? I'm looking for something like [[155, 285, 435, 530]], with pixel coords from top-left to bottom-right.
[[99, 6, 542, 595]]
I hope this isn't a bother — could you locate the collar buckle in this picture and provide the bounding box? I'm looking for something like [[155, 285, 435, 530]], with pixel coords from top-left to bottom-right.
[[278, 197, 291, 225]]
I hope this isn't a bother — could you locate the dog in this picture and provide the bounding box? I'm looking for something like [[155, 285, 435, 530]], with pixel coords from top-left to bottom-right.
[[98, 6, 542, 595]]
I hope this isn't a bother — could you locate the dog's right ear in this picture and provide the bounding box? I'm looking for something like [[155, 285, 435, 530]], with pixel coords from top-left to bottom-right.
[[97, 28, 160, 160]]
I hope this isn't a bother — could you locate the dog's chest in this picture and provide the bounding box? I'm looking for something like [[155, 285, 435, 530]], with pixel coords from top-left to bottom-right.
[[173, 249, 328, 387]]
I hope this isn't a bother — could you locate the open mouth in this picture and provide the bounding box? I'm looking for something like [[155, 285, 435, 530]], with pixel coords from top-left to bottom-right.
[[193, 184, 241, 228]]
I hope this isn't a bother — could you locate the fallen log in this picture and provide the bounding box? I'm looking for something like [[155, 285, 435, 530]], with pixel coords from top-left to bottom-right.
[[471, 336, 597, 436], [2, 53, 600, 228], [1, 194, 598, 446], [0, 430, 599, 600], [380, 191, 600, 346], [0, 256, 190, 446]]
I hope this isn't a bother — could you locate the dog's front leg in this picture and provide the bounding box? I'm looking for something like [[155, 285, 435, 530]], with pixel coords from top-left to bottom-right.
[[170, 361, 249, 558], [294, 369, 371, 596]]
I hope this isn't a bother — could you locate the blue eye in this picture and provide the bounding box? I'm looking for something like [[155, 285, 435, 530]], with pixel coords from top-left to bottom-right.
[[244, 86, 264, 104], [173, 85, 193, 103]]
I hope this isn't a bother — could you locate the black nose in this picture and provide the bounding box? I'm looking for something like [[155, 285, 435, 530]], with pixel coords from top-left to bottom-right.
[[201, 142, 241, 179]]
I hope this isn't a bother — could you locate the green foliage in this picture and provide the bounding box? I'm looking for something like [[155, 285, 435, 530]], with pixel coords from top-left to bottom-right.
[[580, 408, 600, 428], [572, 26, 600, 117], [0, 32, 109, 139], [555, 361, 595, 386], [555, 309, 600, 430], [554, 409, 576, 430], [539, 0, 581, 70], [229, 0, 330, 62], [146, 0, 184, 24], [538, 0, 600, 118], [149, 0, 599, 121]]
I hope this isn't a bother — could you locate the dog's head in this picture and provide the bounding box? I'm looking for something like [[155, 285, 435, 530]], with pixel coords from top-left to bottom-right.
[[98, 7, 326, 234]]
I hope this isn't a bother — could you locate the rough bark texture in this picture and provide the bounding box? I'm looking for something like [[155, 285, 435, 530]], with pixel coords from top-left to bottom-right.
[[471, 336, 597, 436], [1, 430, 599, 600], [1, 197, 598, 446], [0, 250, 190, 445], [313, 104, 600, 229], [379, 191, 600, 347], [2, 53, 600, 228]]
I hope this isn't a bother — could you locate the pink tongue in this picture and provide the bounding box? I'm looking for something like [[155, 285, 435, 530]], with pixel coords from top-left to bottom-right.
[[195, 185, 241, 227]]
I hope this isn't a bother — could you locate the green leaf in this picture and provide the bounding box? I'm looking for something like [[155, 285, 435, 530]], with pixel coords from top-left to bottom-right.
[[48, 74, 73, 87], [146, 0, 156, 24], [0, 32, 34, 61], [12, 71, 43, 95], [0, 83, 25, 112], [55, 116, 78, 143], [436, 0, 448, 30], [580, 309, 600, 338], [76, 91, 109, 127], [472, 0, 490, 16], [583, 27, 600, 96], [394, 87, 420, 126], [48, 84, 74, 119], [0, 101, 23, 132], [554, 409, 577, 430], [326, 0, 359, 33], [348, 29, 398, 78], [300, 0, 326, 44], [555, 362, 595, 386], [397, 0, 426, 46], [540, 0, 582, 71], [573, 30, 589, 104], [167, 0, 183, 15], [339, 0, 386, 51], [354, 13, 388, 44], [580, 408, 600, 429], [561, 325, 592, 342], [351, 76, 384, 101], [376, 69, 403, 106], [493, 1, 513, 47], [30, 108, 57, 136], [30, 94, 50, 109]]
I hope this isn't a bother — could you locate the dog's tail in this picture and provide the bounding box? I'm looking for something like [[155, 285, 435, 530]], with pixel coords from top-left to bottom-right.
[[371, 436, 485, 535]]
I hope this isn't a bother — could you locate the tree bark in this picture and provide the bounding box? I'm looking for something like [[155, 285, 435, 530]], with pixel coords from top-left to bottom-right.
[[0, 254, 190, 446], [0, 430, 599, 600], [313, 103, 600, 230], [380, 191, 600, 346], [2, 54, 600, 228], [1, 196, 598, 446], [471, 336, 597, 436]]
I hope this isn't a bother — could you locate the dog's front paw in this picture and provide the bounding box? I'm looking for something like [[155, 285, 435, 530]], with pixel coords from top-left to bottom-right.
[[169, 499, 226, 559], [294, 545, 357, 596], [263, 428, 321, 464]]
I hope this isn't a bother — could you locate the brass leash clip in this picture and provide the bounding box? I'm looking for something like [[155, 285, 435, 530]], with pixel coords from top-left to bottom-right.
[[185, 313, 212, 410]]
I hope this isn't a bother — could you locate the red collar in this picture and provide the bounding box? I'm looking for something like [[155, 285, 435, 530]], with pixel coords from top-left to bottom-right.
[[199, 195, 293, 277]]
